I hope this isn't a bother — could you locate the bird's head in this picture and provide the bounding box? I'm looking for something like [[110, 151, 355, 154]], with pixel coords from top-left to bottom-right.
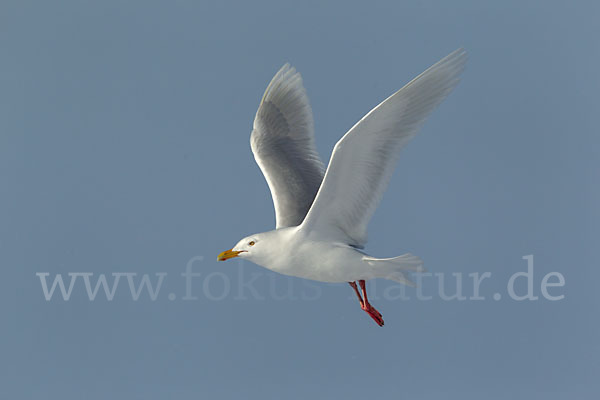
[[217, 234, 265, 262]]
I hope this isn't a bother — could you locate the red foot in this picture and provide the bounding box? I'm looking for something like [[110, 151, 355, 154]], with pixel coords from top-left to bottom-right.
[[361, 303, 384, 326]]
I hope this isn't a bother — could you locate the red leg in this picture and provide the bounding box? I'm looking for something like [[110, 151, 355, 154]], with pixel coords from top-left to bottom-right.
[[348, 281, 384, 326], [359, 280, 384, 326], [348, 281, 364, 307]]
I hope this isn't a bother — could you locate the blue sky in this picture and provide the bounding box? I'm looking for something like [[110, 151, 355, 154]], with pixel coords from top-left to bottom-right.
[[2, 1, 599, 399]]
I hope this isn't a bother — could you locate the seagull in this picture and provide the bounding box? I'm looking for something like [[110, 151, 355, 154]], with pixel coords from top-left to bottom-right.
[[218, 49, 466, 326]]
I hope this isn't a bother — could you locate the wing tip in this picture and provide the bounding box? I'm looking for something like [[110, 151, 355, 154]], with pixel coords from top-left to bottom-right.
[[255, 62, 314, 136], [436, 47, 468, 76], [261, 63, 304, 103]]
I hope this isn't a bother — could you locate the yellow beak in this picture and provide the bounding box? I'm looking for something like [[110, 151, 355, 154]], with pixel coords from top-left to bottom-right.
[[217, 249, 244, 261]]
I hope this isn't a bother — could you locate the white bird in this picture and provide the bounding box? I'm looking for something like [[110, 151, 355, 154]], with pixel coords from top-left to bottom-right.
[[218, 49, 466, 326]]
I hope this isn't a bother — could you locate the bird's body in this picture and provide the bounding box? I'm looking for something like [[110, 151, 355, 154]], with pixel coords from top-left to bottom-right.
[[218, 49, 467, 325], [237, 226, 423, 284], [253, 227, 364, 282]]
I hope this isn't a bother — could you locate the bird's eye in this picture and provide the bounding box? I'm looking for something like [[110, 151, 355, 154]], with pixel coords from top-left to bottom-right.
[[248, 241, 255, 246]]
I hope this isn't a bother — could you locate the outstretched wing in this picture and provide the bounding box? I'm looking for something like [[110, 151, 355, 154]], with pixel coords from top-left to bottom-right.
[[300, 49, 467, 247], [251, 64, 325, 228]]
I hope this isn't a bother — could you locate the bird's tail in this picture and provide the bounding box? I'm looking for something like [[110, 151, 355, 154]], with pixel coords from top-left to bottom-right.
[[363, 253, 425, 286]]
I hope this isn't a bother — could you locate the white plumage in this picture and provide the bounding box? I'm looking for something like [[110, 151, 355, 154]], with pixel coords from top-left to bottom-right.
[[218, 49, 466, 325]]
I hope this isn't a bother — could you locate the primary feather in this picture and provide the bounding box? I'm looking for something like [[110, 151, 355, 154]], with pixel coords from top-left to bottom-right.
[[251, 64, 325, 228], [300, 49, 467, 247]]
